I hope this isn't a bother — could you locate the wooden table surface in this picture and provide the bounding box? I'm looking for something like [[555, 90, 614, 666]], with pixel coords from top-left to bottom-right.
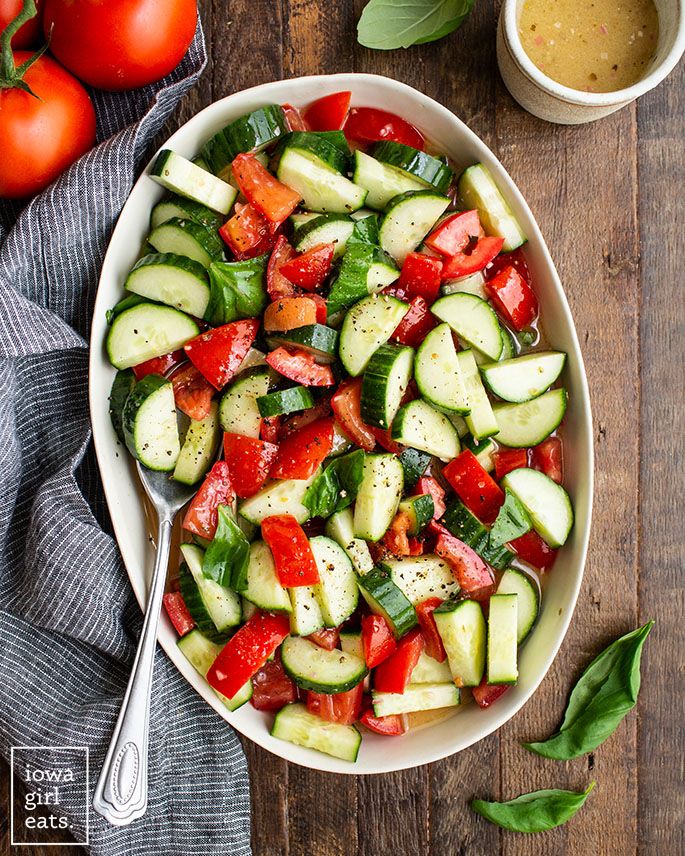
[[2, 1, 683, 854]]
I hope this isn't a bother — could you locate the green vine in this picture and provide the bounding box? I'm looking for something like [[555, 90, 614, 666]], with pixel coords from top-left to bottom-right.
[[0, 0, 47, 97]]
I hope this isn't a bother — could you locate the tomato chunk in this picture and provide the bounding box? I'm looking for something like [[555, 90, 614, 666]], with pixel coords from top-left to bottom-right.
[[279, 243, 335, 291], [310, 293, 328, 324], [184, 319, 259, 390], [383, 511, 413, 558], [307, 628, 340, 651], [282, 102, 309, 131], [261, 514, 320, 586], [232, 152, 302, 225], [267, 235, 298, 301], [170, 363, 215, 421], [531, 437, 563, 484], [415, 598, 447, 662], [441, 236, 505, 280], [493, 448, 529, 480], [359, 708, 408, 736], [207, 612, 291, 700], [306, 683, 363, 725], [472, 676, 509, 709], [373, 629, 425, 694], [362, 614, 397, 668], [413, 476, 446, 519], [263, 296, 318, 332], [509, 530, 557, 572], [266, 347, 335, 387], [279, 395, 333, 439], [398, 252, 443, 304], [391, 296, 436, 347], [430, 521, 496, 600], [219, 202, 273, 260], [331, 378, 377, 451], [132, 349, 184, 380], [251, 656, 297, 711], [442, 449, 505, 524], [182, 461, 234, 540], [223, 433, 279, 499], [260, 415, 281, 444], [425, 210, 484, 256], [485, 264, 539, 331], [270, 416, 334, 480], [303, 91, 351, 131], [344, 107, 424, 150], [163, 592, 195, 637]]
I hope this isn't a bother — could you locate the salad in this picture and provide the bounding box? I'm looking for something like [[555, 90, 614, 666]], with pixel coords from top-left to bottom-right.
[[105, 91, 573, 763]]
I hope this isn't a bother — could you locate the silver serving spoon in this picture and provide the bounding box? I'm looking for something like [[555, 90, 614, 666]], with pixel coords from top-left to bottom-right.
[[92, 462, 196, 826]]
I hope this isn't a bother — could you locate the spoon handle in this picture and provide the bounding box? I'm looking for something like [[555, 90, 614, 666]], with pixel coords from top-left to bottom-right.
[[92, 514, 174, 826]]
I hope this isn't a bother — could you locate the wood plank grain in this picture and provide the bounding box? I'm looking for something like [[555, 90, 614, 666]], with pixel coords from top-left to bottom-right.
[[635, 59, 685, 856], [358, 768, 430, 856]]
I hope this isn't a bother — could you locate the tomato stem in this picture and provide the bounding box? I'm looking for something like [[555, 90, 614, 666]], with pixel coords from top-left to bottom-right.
[[0, 0, 43, 96]]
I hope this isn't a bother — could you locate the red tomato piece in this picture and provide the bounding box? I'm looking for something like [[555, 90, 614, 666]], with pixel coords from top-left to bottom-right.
[[407, 536, 424, 556], [279, 243, 335, 291], [279, 395, 333, 439], [398, 252, 443, 304], [270, 416, 334, 480], [207, 612, 291, 700], [182, 461, 234, 541], [260, 415, 281, 444], [344, 107, 424, 150], [425, 210, 483, 256], [359, 708, 408, 736], [373, 628, 425, 694], [303, 91, 351, 131], [415, 598, 447, 662], [472, 677, 510, 709], [250, 656, 297, 711], [413, 476, 446, 519], [509, 530, 558, 572], [391, 296, 436, 347], [442, 449, 505, 524], [261, 514, 320, 586], [361, 614, 397, 668], [281, 102, 309, 131], [163, 592, 195, 637], [531, 437, 563, 484], [486, 246, 531, 285], [370, 426, 404, 455], [331, 378, 376, 451], [267, 235, 298, 301], [265, 347, 335, 387], [430, 522, 496, 600], [306, 683, 363, 725], [223, 434, 279, 499], [441, 236, 505, 281], [493, 448, 529, 481], [170, 363, 215, 421], [184, 319, 259, 390], [310, 293, 328, 324], [383, 512, 413, 558], [219, 202, 273, 260], [132, 349, 184, 380], [232, 152, 301, 225], [485, 264, 539, 331], [307, 628, 340, 651]]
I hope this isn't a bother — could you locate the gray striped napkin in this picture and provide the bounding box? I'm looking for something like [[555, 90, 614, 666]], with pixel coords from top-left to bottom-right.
[[0, 20, 251, 855]]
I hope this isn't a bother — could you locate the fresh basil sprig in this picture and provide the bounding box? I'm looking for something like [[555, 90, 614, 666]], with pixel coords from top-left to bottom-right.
[[471, 783, 595, 833], [203, 504, 250, 589], [524, 621, 654, 760], [357, 0, 476, 51]]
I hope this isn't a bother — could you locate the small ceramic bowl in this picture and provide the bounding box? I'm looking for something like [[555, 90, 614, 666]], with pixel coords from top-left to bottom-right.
[[497, 0, 685, 124]]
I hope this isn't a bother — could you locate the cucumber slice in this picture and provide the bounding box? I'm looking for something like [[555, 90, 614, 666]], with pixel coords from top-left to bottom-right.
[[450, 413, 470, 438], [398, 494, 434, 535], [441, 497, 515, 570], [177, 630, 252, 712], [372, 141, 454, 193], [279, 131, 350, 174], [353, 453, 404, 541], [328, 243, 399, 316], [360, 342, 414, 429], [106, 303, 199, 370], [242, 540, 292, 613], [147, 218, 224, 268], [500, 326, 517, 360], [410, 651, 452, 684], [329, 422, 354, 456], [289, 584, 325, 636], [266, 324, 339, 364], [391, 399, 461, 462], [238, 470, 319, 525], [325, 508, 375, 575], [441, 270, 487, 299], [179, 543, 242, 637], [106, 293, 148, 325], [151, 194, 222, 232], [201, 104, 288, 173], [456, 350, 500, 440], [461, 435, 496, 473], [339, 630, 364, 659], [122, 374, 180, 470], [150, 150, 236, 214], [414, 323, 470, 414], [398, 447, 431, 488], [281, 636, 367, 693], [352, 150, 426, 210], [383, 554, 459, 605], [241, 597, 258, 622], [458, 163, 527, 252], [434, 599, 486, 687], [379, 191, 451, 265], [277, 149, 367, 214], [432, 293, 503, 360], [497, 568, 540, 643], [372, 683, 460, 717], [219, 367, 273, 437], [125, 253, 211, 318], [487, 593, 519, 684], [173, 400, 221, 485], [480, 351, 566, 403], [356, 568, 418, 638], [339, 293, 409, 377], [292, 213, 355, 258], [271, 703, 361, 762], [257, 385, 315, 417], [311, 536, 359, 627], [493, 388, 568, 447], [501, 467, 574, 547], [109, 369, 136, 443]]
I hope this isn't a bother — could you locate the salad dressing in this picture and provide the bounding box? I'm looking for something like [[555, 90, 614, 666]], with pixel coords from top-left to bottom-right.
[[519, 0, 659, 92]]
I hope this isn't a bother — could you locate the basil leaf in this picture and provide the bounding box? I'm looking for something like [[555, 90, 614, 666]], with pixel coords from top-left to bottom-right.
[[304, 450, 366, 517], [471, 782, 595, 833], [489, 489, 532, 548], [205, 255, 268, 325], [524, 621, 654, 760], [348, 213, 380, 246], [203, 504, 250, 589], [358, 0, 475, 51]]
